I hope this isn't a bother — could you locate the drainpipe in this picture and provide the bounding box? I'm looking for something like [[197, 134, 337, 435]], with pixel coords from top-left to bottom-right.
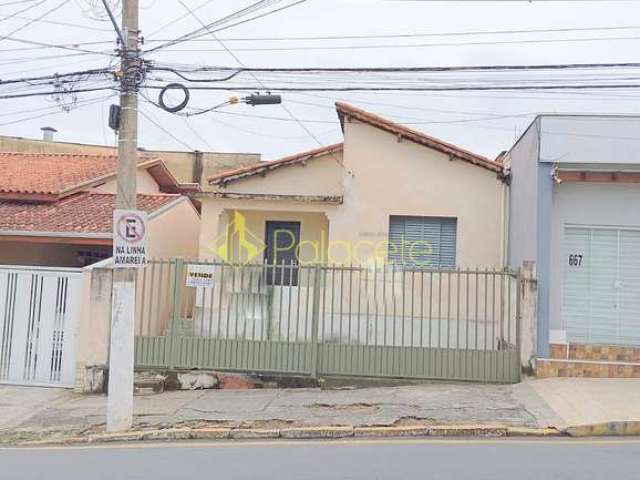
[[192, 150, 204, 185], [499, 162, 511, 269]]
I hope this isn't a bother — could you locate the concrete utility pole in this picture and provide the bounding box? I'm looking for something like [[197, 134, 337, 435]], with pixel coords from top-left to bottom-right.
[[107, 0, 139, 433]]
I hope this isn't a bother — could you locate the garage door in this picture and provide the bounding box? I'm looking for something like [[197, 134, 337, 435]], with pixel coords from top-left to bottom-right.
[[563, 226, 640, 346], [0, 266, 82, 387]]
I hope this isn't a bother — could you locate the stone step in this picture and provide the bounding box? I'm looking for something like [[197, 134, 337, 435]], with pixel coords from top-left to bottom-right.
[[550, 343, 640, 364], [537, 358, 640, 378], [133, 374, 165, 395]]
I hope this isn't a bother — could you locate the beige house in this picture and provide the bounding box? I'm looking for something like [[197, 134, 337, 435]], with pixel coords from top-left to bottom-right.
[[0, 152, 201, 267], [199, 102, 508, 268], [0, 134, 260, 185]]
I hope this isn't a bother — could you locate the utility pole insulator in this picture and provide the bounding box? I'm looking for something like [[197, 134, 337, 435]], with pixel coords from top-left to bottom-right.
[[245, 94, 282, 106]]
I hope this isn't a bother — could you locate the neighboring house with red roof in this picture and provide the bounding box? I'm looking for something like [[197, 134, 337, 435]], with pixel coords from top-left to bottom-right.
[[199, 102, 508, 268], [0, 152, 201, 267]]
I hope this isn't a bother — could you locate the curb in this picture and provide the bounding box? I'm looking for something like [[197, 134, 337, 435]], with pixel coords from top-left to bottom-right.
[[564, 421, 640, 437], [13, 424, 565, 447]]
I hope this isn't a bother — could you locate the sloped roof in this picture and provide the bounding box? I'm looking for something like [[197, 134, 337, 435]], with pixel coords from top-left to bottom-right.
[[0, 152, 184, 201], [335, 102, 501, 173], [0, 192, 181, 236], [208, 143, 343, 186]]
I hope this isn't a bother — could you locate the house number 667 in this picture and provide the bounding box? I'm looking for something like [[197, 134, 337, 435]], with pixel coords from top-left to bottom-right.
[[568, 254, 583, 267]]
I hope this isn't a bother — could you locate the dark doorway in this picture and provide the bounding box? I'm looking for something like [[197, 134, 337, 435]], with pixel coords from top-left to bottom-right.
[[265, 221, 301, 286]]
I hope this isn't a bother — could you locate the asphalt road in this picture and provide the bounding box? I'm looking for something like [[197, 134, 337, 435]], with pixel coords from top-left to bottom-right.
[[1, 438, 639, 480]]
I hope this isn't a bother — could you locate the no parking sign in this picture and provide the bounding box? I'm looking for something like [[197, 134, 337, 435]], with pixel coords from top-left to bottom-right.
[[113, 209, 148, 268]]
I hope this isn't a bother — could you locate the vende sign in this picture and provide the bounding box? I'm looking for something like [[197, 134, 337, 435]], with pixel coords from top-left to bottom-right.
[[185, 264, 215, 288], [113, 209, 148, 268]]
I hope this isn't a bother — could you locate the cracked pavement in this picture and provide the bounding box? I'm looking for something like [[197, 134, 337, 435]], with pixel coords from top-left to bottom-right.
[[0, 380, 555, 442]]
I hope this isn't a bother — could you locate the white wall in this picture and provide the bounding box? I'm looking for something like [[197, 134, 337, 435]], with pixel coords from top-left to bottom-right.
[[540, 115, 640, 165], [506, 119, 540, 269], [549, 182, 640, 331]]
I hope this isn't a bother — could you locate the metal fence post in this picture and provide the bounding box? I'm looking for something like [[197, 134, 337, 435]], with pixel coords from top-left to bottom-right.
[[168, 258, 184, 369], [309, 265, 322, 378]]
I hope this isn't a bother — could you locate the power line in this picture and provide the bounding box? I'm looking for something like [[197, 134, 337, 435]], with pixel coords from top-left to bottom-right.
[[0, 67, 114, 86], [19, 23, 640, 50], [139, 106, 194, 150], [142, 83, 640, 92], [142, 24, 640, 43], [0, 1, 73, 45], [148, 34, 640, 53], [144, 0, 211, 38], [0, 93, 115, 127], [0, 35, 114, 56], [8, 13, 113, 32], [0, 0, 48, 24], [170, 0, 340, 166], [0, 0, 42, 6], [0, 86, 116, 100], [144, 0, 308, 54], [151, 61, 640, 75], [145, 0, 288, 53]]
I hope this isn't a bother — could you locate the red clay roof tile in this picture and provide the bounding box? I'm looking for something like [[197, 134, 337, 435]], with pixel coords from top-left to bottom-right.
[[0, 152, 161, 200], [0, 192, 180, 235]]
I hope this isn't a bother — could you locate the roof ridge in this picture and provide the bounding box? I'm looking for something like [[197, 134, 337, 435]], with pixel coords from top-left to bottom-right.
[[85, 191, 181, 197], [208, 142, 343, 185], [335, 101, 500, 173], [0, 151, 119, 158]]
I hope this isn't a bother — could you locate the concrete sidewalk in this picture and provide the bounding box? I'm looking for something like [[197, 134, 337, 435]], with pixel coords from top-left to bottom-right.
[[1, 378, 639, 443]]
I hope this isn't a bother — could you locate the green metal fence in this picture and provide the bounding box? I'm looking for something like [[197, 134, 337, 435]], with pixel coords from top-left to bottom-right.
[[134, 260, 521, 383]]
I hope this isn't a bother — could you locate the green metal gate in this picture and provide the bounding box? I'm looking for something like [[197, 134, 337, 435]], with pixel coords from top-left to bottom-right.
[[134, 260, 521, 383]]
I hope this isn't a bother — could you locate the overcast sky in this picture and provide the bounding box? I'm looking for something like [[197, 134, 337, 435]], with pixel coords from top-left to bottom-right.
[[2, 0, 640, 160]]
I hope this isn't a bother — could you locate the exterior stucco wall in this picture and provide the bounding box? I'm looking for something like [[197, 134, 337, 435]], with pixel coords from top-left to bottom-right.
[[230, 210, 329, 264], [96, 168, 160, 194], [200, 123, 505, 267], [549, 183, 640, 332], [212, 151, 343, 197], [199, 197, 336, 262], [332, 120, 505, 267], [154, 151, 261, 185], [506, 119, 541, 268], [147, 199, 201, 259], [540, 115, 640, 165]]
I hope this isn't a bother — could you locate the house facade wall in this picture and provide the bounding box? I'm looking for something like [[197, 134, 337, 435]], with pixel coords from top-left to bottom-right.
[[331, 120, 505, 266], [549, 182, 640, 332], [199, 197, 336, 263], [211, 151, 343, 197], [539, 115, 640, 165], [508, 115, 640, 361], [506, 119, 541, 269], [201, 122, 505, 268], [147, 199, 201, 260], [95, 168, 160, 194]]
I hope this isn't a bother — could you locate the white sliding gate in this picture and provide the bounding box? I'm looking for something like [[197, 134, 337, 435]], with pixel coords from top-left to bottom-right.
[[0, 266, 82, 388]]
